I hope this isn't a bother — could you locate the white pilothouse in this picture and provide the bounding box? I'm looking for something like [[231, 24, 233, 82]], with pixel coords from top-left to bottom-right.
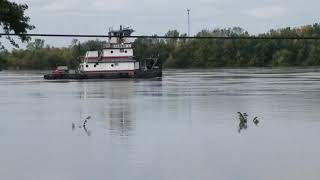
[[79, 26, 139, 75]]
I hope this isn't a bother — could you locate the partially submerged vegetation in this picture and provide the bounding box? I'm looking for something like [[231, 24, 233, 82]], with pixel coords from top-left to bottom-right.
[[1, 23, 320, 70], [238, 112, 259, 133]]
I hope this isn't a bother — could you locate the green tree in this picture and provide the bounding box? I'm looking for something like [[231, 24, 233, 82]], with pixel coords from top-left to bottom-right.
[[272, 49, 293, 66], [0, 0, 35, 48], [26, 39, 45, 50], [306, 44, 320, 65], [0, 49, 8, 69], [2, 23, 320, 70]]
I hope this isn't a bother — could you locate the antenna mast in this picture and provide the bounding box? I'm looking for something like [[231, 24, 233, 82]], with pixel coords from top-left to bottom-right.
[[187, 9, 190, 37]]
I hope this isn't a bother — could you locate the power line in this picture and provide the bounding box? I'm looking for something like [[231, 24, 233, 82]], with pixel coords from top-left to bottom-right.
[[1, 33, 320, 40]]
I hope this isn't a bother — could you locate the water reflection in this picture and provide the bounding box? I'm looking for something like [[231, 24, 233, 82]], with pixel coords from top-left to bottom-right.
[[3, 69, 320, 180], [238, 112, 260, 133], [135, 79, 163, 97], [78, 81, 135, 137], [71, 124, 91, 136], [109, 98, 132, 136], [83, 126, 91, 136]]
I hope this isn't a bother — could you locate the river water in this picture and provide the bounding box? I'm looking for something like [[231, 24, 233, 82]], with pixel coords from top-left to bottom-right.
[[1, 68, 320, 180]]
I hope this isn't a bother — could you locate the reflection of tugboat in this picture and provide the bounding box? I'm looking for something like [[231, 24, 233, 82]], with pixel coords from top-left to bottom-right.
[[44, 26, 162, 80]]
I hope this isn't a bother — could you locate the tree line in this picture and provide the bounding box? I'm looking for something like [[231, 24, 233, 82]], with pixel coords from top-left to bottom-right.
[[134, 24, 320, 68], [1, 23, 320, 70]]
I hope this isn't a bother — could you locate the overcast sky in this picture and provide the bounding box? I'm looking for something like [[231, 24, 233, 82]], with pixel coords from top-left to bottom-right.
[[3, 0, 320, 48]]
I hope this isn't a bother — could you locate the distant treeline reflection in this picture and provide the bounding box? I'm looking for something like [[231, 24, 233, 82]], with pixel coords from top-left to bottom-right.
[[2, 23, 320, 70]]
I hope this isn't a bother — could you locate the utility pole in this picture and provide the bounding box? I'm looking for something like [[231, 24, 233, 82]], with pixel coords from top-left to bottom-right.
[[187, 9, 190, 37]]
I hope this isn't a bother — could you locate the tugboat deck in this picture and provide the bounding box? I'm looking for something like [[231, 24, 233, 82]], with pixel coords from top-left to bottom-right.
[[44, 69, 162, 80]]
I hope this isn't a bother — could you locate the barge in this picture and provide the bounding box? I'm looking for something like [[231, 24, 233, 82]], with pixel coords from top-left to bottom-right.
[[44, 26, 162, 80]]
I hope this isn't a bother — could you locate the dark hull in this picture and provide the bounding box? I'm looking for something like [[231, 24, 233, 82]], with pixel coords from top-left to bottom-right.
[[44, 69, 162, 80]]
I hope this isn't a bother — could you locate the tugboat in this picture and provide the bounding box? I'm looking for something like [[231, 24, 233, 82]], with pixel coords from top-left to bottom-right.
[[44, 26, 162, 80]]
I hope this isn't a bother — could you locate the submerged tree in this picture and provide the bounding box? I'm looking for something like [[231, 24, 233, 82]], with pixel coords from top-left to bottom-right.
[[0, 0, 35, 48]]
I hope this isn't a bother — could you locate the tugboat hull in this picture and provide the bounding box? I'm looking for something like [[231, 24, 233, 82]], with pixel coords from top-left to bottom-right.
[[44, 69, 162, 80]]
